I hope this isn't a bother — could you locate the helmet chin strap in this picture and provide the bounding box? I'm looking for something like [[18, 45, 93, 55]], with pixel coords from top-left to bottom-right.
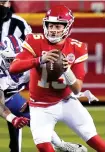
[[47, 36, 62, 43]]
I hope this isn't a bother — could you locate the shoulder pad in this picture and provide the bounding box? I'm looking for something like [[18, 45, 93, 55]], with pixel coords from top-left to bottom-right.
[[70, 39, 83, 48], [70, 39, 88, 63], [23, 33, 44, 57], [25, 33, 44, 41], [33, 33, 44, 40]]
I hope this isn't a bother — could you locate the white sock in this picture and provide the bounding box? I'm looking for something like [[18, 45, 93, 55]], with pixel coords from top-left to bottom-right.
[[51, 131, 62, 147]]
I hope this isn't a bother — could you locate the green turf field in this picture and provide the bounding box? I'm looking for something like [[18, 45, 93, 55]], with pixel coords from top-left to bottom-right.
[[0, 106, 105, 152]]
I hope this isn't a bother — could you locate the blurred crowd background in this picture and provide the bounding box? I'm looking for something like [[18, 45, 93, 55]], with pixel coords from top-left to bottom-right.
[[11, 1, 105, 13]]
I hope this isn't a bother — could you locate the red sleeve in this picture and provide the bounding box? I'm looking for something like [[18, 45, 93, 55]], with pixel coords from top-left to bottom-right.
[[71, 61, 86, 81], [74, 42, 88, 64], [22, 33, 43, 57], [9, 49, 40, 74], [9, 33, 43, 74]]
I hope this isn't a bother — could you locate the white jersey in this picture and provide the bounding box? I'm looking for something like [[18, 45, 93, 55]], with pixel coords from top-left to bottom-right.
[[0, 55, 29, 102]]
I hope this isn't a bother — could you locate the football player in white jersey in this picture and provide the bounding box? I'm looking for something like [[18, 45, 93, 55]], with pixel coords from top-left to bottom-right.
[[0, 35, 90, 152], [0, 35, 30, 152]]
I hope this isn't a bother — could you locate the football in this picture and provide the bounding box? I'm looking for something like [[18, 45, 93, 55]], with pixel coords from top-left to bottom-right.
[[46, 51, 65, 81]]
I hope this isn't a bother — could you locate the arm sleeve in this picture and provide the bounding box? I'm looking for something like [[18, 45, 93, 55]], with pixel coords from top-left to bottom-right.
[[71, 61, 86, 81], [9, 49, 40, 74], [74, 42, 88, 64]]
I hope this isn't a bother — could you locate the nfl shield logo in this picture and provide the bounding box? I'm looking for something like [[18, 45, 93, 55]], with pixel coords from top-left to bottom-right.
[[67, 53, 75, 63]]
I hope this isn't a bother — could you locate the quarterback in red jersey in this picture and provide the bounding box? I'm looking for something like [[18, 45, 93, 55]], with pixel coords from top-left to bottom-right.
[[10, 5, 105, 152]]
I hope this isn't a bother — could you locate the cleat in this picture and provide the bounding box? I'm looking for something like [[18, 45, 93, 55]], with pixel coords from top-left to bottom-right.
[[54, 140, 88, 152]]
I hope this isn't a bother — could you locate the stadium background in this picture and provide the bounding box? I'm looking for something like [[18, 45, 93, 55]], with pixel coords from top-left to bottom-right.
[[0, 1, 105, 152]]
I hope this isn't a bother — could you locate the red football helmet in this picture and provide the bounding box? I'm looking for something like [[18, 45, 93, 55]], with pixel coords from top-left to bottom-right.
[[43, 5, 74, 43]]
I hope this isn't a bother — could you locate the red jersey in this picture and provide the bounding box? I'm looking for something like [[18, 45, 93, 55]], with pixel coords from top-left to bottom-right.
[[20, 33, 88, 106]]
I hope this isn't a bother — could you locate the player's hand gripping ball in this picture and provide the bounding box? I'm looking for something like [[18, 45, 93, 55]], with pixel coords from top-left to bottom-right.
[[46, 50, 66, 81]]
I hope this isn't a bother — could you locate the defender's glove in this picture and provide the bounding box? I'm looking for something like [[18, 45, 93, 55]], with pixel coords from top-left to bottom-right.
[[6, 113, 29, 128], [12, 117, 29, 128]]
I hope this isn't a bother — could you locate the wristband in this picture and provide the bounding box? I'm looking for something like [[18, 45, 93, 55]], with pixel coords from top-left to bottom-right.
[[32, 57, 41, 67], [6, 113, 16, 123], [64, 67, 76, 85]]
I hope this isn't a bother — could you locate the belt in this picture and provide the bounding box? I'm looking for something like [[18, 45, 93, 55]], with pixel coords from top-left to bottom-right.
[[30, 98, 57, 105], [30, 95, 76, 104]]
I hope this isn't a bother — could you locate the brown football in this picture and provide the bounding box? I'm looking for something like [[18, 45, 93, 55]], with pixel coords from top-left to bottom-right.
[[46, 51, 65, 82]]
